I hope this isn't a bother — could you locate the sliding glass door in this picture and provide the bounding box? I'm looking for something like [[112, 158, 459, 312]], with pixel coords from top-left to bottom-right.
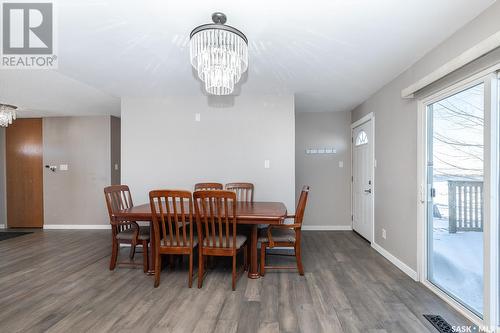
[[426, 83, 485, 317]]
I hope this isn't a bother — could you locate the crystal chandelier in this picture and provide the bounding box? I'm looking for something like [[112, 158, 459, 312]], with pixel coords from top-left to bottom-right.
[[190, 12, 248, 95], [0, 104, 17, 127]]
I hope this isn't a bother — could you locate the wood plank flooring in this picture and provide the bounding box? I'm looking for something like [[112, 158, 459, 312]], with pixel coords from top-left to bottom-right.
[[0, 230, 471, 333]]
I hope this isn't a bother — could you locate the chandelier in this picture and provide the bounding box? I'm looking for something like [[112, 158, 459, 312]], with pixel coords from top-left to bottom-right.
[[190, 12, 248, 95], [0, 104, 17, 127]]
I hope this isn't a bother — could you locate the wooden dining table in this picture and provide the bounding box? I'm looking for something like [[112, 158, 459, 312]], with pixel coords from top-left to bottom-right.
[[113, 201, 288, 279]]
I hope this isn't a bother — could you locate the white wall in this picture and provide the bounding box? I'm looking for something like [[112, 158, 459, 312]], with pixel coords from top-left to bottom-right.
[[295, 112, 351, 228], [350, 1, 500, 271], [121, 95, 296, 211]]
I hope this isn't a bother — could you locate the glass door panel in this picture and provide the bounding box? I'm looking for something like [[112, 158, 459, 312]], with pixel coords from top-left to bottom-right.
[[427, 83, 484, 317]]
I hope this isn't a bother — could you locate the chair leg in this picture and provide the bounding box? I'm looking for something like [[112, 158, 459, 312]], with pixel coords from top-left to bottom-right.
[[154, 253, 162, 288], [110, 239, 119, 270], [295, 242, 304, 276], [208, 256, 215, 269], [142, 240, 149, 273], [129, 244, 136, 259], [169, 255, 175, 270], [243, 244, 248, 271], [198, 253, 204, 289], [232, 254, 237, 291], [188, 251, 193, 288], [260, 243, 266, 276]]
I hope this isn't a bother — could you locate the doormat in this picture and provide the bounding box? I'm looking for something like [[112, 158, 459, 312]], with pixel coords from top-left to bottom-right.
[[423, 314, 453, 333], [0, 232, 32, 242]]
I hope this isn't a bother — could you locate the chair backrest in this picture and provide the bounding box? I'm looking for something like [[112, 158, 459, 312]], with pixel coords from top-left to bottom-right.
[[149, 190, 194, 247], [225, 182, 254, 202], [193, 190, 237, 249], [294, 186, 310, 226], [104, 185, 134, 233], [194, 182, 223, 191]]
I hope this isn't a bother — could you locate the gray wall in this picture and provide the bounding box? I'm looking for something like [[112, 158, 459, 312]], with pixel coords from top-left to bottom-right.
[[110, 116, 121, 185], [121, 95, 296, 211], [0, 128, 5, 227], [295, 112, 351, 227], [43, 116, 111, 226], [350, 2, 500, 270]]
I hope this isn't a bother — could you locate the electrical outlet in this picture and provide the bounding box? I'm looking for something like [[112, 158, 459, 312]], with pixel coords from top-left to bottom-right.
[[382, 229, 386, 239], [339, 161, 343, 168], [195, 113, 201, 122], [264, 160, 270, 169]]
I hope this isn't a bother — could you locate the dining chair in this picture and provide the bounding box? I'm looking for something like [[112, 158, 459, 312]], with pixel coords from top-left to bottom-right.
[[194, 182, 223, 191], [259, 185, 310, 276], [193, 190, 248, 291], [149, 190, 197, 288], [225, 182, 254, 202], [104, 185, 150, 273]]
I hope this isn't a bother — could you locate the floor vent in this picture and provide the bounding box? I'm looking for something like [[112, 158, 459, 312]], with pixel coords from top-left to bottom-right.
[[423, 314, 453, 333]]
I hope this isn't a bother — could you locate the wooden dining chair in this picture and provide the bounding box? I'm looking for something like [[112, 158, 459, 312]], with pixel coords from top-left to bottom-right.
[[104, 185, 150, 273], [225, 182, 254, 202], [149, 190, 197, 288], [193, 190, 248, 291], [194, 182, 223, 191], [259, 185, 310, 276]]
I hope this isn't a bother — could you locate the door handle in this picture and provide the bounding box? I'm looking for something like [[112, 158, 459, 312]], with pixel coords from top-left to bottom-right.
[[364, 189, 372, 194]]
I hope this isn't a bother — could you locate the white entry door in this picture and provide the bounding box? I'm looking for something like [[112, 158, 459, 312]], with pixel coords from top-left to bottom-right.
[[352, 119, 373, 242]]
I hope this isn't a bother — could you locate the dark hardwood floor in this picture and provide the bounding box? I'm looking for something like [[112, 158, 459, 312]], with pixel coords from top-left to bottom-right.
[[0, 230, 471, 332]]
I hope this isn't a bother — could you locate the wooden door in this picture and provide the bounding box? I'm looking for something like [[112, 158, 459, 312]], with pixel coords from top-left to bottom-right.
[[6, 119, 43, 228]]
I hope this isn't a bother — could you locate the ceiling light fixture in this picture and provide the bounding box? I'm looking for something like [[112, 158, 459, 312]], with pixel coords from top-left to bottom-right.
[[189, 12, 248, 95], [0, 103, 17, 127]]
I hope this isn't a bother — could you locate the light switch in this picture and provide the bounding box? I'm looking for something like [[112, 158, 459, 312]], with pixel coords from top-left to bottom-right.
[[114, 163, 119, 171], [195, 113, 201, 122], [59, 164, 68, 171], [338, 161, 343, 168], [264, 160, 270, 169]]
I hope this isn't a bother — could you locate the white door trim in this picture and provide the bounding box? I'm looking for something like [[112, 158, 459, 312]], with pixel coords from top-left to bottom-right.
[[417, 73, 499, 328], [351, 112, 375, 243]]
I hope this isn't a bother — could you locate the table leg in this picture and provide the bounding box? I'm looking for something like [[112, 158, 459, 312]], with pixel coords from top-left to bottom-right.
[[147, 221, 155, 275], [248, 224, 260, 279]]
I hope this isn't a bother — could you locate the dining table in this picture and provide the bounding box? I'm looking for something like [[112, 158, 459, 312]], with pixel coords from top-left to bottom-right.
[[113, 201, 288, 279]]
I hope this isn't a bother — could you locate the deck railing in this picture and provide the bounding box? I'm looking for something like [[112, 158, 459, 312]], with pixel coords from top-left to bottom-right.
[[448, 180, 483, 233]]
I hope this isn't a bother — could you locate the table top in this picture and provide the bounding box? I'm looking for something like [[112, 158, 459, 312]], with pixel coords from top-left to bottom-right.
[[114, 201, 288, 224]]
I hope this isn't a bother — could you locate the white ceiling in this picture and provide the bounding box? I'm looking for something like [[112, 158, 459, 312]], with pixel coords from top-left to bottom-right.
[[3, 0, 496, 116], [0, 70, 120, 117]]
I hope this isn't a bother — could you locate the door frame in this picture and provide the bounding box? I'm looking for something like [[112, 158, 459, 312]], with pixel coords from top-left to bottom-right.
[[416, 71, 499, 328], [351, 112, 375, 243]]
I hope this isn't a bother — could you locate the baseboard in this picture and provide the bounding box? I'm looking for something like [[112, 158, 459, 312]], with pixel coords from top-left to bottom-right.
[[302, 225, 352, 231], [43, 224, 111, 230], [371, 242, 418, 281]]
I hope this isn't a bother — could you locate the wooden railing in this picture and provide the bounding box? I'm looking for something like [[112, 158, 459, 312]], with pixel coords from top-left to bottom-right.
[[448, 180, 483, 233]]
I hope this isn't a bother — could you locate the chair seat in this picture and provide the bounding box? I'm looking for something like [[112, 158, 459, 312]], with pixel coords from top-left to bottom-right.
[[161, 237, 198, 247], [116, 226, 150, 241], [258, 227, 296, 243], [203, 235, 247, 249]]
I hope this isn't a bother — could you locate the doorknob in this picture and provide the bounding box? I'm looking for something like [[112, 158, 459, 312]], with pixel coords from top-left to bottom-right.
[[364, 189, 372, 194]]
